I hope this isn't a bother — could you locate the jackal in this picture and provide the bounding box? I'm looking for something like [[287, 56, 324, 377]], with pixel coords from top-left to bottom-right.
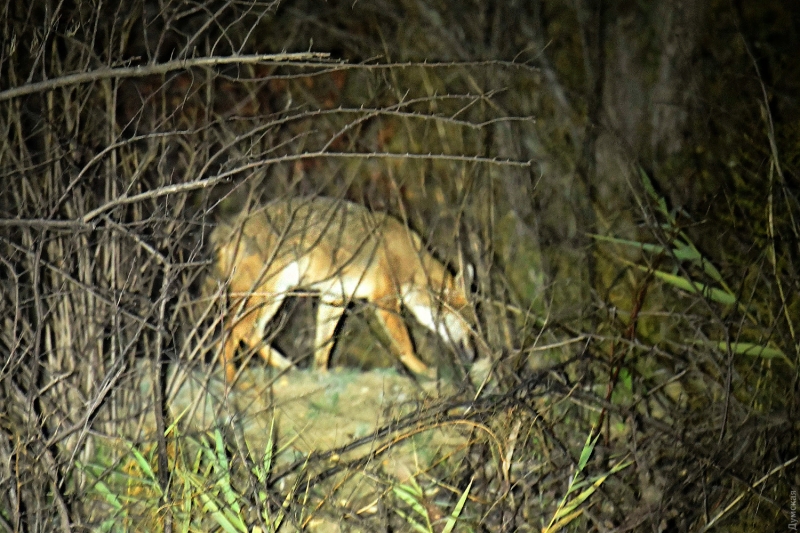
[[209, 197, 471, 381]]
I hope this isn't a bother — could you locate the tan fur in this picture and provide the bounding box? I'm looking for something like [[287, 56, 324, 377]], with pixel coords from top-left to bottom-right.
[[209, 197, 471, 381]]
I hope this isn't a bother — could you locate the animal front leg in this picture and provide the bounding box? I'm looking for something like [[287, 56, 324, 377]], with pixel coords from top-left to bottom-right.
[[221, 301, 262, 382], [375, 301, 433, 377], [314, 301, 346, 370], [223, 291, 289, 382], [249, 292, 293, 371]]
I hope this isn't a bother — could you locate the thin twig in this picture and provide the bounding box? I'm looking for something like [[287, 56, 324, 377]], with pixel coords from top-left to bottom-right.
[[81, 152, 532, 223], [0, 52, 333, 102]]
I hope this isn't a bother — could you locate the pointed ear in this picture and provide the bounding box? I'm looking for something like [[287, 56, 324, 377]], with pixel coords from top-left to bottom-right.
[[454, 241, 474, 292], [454, 263, 474, 291]]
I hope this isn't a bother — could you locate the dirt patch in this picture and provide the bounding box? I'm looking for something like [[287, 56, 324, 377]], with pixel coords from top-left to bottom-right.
[[137, 363, 473, 522]]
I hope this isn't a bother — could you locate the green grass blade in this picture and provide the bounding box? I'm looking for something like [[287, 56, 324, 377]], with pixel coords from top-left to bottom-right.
[[197, 491, 242, 533], [212, 429, 243, 518], [125, 442, 159, 487], [639, 168, 669, 217], [694, 340, 789, 361], [577, 432, 599, 472], [441, 478, 472, 533], [393, 483, 429, 519], [648, 269, 737, 305], [92, 478, 125, 512]]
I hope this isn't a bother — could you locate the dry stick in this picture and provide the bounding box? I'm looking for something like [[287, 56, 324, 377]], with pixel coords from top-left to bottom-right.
[[270, 357, 576, 489], [698, 455, 798, 532], [1, 55, 542, 104], [80, 152, 531, 224], [594, 254, 660, 444], [745, 34, 799, 358], [154, 264, 173, 533], [6, 379, 72, 533], [0, 52, 333, 102], [0, 235, 157, 331]]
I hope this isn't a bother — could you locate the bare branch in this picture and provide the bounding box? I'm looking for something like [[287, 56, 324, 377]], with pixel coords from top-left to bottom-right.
[[0, 52, 334, 102]]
